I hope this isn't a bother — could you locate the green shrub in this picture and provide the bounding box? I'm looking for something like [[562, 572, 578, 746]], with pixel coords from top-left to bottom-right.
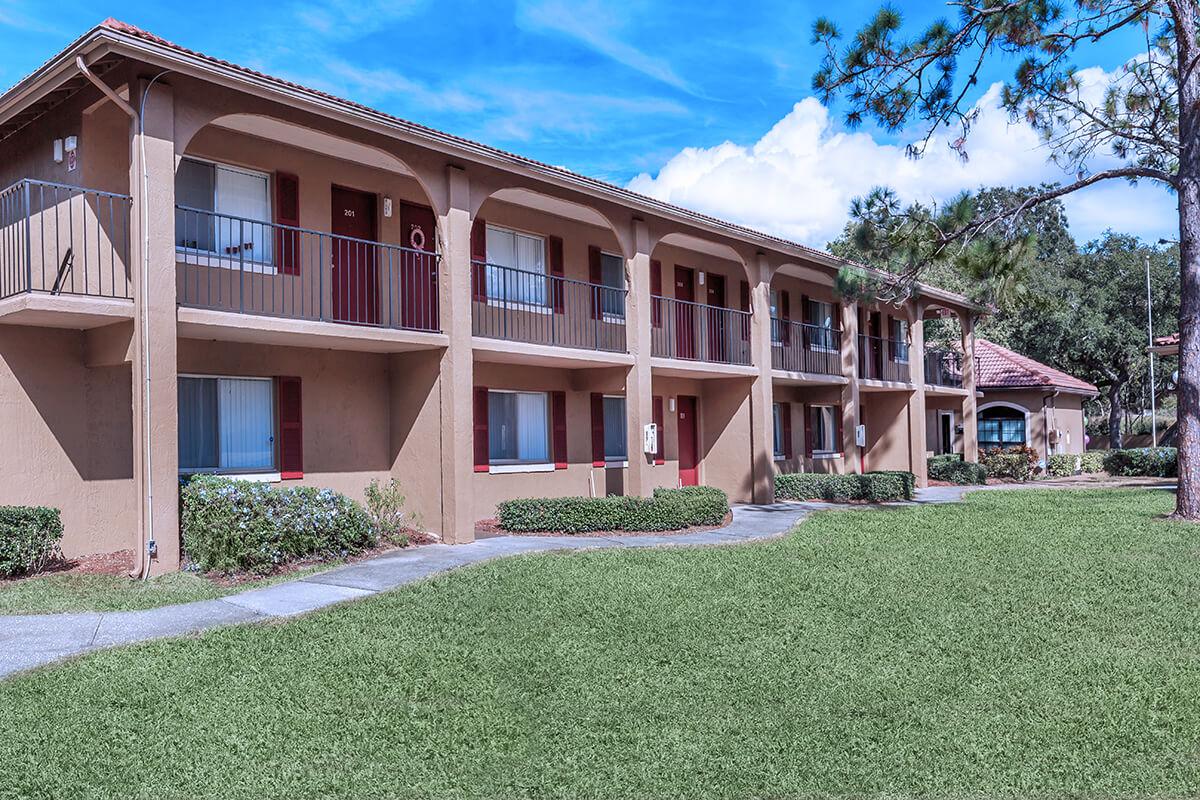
[[1046, 453, 1077, 477], [0, 506, 64, 577], [927, 454, 987, 485], [774, 471, 916, 503], [1102, 447, 1177, 478], [181, 475, 375, 574], [364, 478, 415, 546], [981, 445, 1038, 482], [496, 486, 730, 533], [1079, 451, 1105, 473]]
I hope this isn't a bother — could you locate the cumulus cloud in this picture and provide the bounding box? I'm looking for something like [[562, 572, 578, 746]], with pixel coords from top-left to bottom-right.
[[627, 82, 1178, 247]]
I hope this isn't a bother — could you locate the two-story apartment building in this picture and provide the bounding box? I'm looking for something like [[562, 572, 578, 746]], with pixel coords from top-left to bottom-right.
[[0, 20, 984, 574]]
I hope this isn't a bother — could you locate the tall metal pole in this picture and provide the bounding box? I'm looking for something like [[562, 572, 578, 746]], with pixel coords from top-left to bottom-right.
[[1146, 252, 1158, 447]]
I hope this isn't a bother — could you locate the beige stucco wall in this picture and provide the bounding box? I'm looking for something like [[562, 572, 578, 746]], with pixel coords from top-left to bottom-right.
[[0, 324, 136, 557], [861, 391, 914, 473], [771, 383, 849, 474], [925, 396, 965, 456]]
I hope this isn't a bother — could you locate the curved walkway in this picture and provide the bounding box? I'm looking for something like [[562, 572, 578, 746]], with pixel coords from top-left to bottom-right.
[[5, 496, 919, 680]]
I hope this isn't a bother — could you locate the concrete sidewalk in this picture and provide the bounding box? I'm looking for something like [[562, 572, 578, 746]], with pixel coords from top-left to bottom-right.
[[3, 498, 879, 680]]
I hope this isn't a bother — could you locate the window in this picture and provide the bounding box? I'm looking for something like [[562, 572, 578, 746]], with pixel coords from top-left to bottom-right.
[[890, 318, 910, 363], [810, 405, 839, 455], [178, 376, 275, 473], [486, 225, 546, 306], [603, 395, 627, 460], [175, 158, 273, 263], [769, 289, 782, 343], [979, 408, 1027, 450], [600, 252, 626, 318], [488, 390, 550, 464], [773, 403, 785, 459], [807, 299, 836, 351]]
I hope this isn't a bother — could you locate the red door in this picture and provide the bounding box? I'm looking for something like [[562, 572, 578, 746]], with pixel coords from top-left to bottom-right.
[[706, 273, 726, 362], [331, 186, 378, 325], [398, 201, 438, 331], [674, 266, 695, 359], [677, 395, 699, 486]]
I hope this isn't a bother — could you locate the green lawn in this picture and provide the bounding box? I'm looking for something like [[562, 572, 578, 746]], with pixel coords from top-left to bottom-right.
[[0, 562, 338, 614], [2, 489, 1198, 798]]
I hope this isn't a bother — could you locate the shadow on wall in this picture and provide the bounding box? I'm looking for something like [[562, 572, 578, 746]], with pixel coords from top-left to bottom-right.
[[701, 377, 754, 500], [0, 326, 133, 482], [863, 393, 910, 472]]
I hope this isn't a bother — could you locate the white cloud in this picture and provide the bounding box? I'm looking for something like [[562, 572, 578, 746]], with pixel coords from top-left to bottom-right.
[[628, 81, 1178, 247]]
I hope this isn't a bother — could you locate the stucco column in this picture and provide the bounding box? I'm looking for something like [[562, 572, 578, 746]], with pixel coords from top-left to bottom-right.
[[748, 254, 775, 503], [839, 300, 861, 472], [960, 311, 979, 462], [624, 219, 656, 497], [130, 78, 179, 575], [437, 166, 475, 543], [907, 302, 928, 487]]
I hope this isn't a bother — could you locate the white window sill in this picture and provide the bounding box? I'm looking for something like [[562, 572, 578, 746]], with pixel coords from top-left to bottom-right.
[[603, 459, 628, 469], [602, 313, 626, 325], [484, 298, 552, 315], [176, 248, 278, 275], [488, 462, 555, 475], [180, 470, 281, 483], [774, 454, 787, 462], [809, 345, 838, 354], [811, 452, 841, 460]]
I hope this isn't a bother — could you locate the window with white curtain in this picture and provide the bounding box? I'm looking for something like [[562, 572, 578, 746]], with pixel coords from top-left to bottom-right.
[[807, 299, 836, 351], [891, 318, 910, 363], [773, 403, 785, 459], [486, 225, 546, 306], [178, 376, 275, 473], [603, 395, 627, 460], [811, 405, 838, 454], [769, 289, 782, 343], [175, 158, 273, 263], [600, 252, 626, 318], [488, 390, 550, 464]]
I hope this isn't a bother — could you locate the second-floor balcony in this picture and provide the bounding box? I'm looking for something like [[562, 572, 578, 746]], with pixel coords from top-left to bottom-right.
[[175, 206, 440, 333], [470, 262, 627, 353], [650, 296, 751, 366], [771, 318, 842, 375], [1, 179, 131, 303], [925, 349, 964, 388], [859, 334, 911, 383]]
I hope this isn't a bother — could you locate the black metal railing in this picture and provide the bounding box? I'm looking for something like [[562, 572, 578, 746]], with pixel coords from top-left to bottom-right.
[[771, 318, 842, 375], [176, 207, 439, 332], [925, 348, 964, 387], [0, 179, 131, 301], [858, 334, 911, 382], [650, 296, 752, 365], [470, 261, 627, 353]]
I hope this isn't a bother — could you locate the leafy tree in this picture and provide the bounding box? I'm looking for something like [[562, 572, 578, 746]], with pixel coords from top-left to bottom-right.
[[812, 2, 1200, 518]]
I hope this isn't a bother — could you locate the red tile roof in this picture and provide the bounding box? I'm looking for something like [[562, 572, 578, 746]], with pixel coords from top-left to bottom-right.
[[1155, 332, 1179, 347], [975, 339, 1098, 395]]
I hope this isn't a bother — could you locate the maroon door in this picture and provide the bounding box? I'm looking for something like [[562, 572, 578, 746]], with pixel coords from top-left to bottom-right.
[[331, 186, 378, 325], [398, 201, 438, 331], [677, 395, 699, 486], [706, 274, 726, 362], [674, 266, 695, 359]]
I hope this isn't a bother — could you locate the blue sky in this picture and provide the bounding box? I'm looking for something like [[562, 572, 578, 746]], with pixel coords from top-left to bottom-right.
[[0, 0, 1178, 247]]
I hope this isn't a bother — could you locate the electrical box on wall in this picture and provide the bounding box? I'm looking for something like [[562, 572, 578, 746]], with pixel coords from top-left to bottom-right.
[[52, 139, 63, 163], [855, 424, 866, 447], [643, 423, 659, 455]]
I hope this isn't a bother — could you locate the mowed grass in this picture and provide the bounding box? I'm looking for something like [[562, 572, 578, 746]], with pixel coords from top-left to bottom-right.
[[2, 489, 1199, 799]]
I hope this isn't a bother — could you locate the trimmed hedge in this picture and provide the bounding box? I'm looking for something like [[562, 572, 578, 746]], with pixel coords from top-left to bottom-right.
[[496, 486, 730, 534], [927, 454, 987, 485], [0, 506, 64, 577], [1102, 447, 1177, 478], [1080, 451, 1105, 473], [181, 475, 375, 574], [981, 445, 1038, 482], [1046, 453, 1077, 477], [775, 471, 916, 503]]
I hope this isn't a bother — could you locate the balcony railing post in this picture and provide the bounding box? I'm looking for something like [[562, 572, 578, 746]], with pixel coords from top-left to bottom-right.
[[22, 180, 32, 294]]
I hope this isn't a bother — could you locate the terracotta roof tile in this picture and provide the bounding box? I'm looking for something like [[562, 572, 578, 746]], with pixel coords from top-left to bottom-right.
[[1155, 332, 1179, 347], [975, 339, 1098, 395]]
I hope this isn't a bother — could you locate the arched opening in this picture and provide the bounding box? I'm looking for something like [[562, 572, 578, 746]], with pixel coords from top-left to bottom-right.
[[175, 113, 442, 332], [978, 402, 1030, 450]]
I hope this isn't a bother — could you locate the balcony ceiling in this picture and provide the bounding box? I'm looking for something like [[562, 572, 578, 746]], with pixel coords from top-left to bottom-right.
[[489, 188, 615, 231], [209, 114, 414, 176]]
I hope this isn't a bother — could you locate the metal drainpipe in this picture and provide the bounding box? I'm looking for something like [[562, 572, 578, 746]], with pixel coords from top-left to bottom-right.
[[77, 56, 171, 579], [1042, 390, 1060, 461]]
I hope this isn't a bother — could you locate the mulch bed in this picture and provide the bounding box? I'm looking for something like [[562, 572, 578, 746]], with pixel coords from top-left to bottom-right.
[[1, 550, 136, 582], [474, 512, 733, 539]]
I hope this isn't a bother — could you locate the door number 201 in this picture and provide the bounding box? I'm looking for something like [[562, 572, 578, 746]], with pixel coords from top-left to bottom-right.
[[343, 209, 356, 217]]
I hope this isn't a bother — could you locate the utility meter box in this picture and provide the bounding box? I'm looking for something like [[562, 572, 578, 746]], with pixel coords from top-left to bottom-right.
[[855, 424, 867, 447], [643, 423, 659, 454]]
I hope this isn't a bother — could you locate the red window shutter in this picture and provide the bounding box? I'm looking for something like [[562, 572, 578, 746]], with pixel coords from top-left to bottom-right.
[[473, 387, 489, 472], [834, 404, 844, 454], [780, 290, 792, 345], [740, 280, 751, 341], [274, 173, 300, 276], [803, 403, 814, 458], [470, 218, 487, 301], [587, 245, 603, 319], [552, 390, 567, 469], [590, 393, 605, 467], [781, 401, 793, 459], [887, 317, 898, 361], [652, 396, 665, 464], [550, 236, 565, 313], [650, 259, 663, 328], [277, 376, 303, 479]]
